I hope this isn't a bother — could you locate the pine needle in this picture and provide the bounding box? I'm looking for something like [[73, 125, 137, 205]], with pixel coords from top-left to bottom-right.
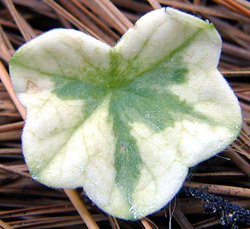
[[1, 0, 250, 228]]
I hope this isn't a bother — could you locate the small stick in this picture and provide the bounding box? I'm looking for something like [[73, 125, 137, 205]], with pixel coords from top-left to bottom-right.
[[221, 70, 250, 77], [193, 171, 244, 177], [184, 182, 250, 198], [64, 189, 100, 229]]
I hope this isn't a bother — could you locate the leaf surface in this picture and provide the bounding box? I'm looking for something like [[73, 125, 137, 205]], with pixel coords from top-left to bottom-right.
[[10, 8, 242, 220]]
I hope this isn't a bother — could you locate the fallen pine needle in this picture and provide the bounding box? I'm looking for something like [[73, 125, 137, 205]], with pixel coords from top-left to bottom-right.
[[64, 189, 100, 229]]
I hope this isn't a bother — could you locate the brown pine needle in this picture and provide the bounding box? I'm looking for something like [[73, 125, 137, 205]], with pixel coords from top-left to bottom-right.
[[0, 61, 26, 119], [222, 0, 250, 17], [88, 0, 132, 34], [71, 0, 119, 44], [0, 25, 13, 61], [226, 148, 250, 177], [0, 121, 24, 133], [1, 1, 250, 228], [0, 219, 13, 229], [107, 215, 120, 229], [64, 189, 100, 229], [0, 163, 31, 178], [147, 0, 162, 9], [213, 0, 244, 14], [43, 0, 104, 41], [141, 218, 153, 229], [173, 209, 193, 229], [2, 0, 34, 41], [99, 0, 133, 29], [235, 0, 250, 9], [159, 0, 250, 21]]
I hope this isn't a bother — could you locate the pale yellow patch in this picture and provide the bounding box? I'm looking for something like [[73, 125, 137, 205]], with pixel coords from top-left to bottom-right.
[[30, 95, 131, 217], [166, 7, 208, 28], [168, 68, 241, 128], [131, 161, 188, 218], [167, 65, 207, 104], [11, 65, 54, 94], [128, 122, 188, 216], [128, 117, 237, 215], [21, 90, 85, 182], [78, 96, 132, 218], [179, 120, 237, 166], [115, 8, 198, 74]]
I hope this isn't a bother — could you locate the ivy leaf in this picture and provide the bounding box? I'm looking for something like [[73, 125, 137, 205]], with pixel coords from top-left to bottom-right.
[[10, 8, 241, 220]]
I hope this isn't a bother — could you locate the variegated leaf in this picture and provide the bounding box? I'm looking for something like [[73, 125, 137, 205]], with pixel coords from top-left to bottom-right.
[[10, 8, 241, 220]]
